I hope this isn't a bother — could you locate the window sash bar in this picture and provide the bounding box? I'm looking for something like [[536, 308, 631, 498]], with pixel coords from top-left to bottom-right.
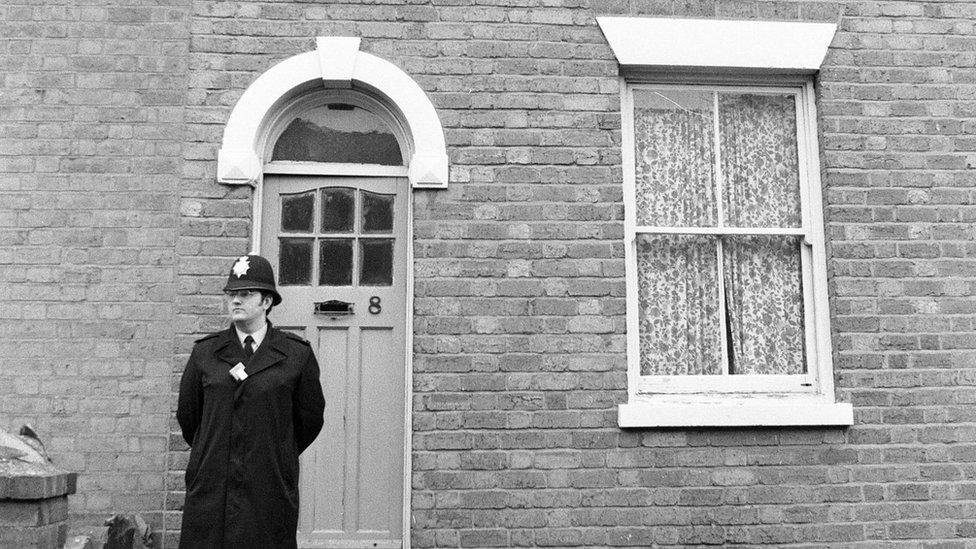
[[637, 373, 816, 394], [635, 226, 807, 237], [712, 91, 730, 377]]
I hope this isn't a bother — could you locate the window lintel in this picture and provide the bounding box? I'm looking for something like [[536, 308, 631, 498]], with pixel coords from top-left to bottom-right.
[[597, 17, 837, 74]]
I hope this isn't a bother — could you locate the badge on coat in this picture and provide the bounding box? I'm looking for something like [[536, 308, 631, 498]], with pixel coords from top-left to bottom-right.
[[229, 362, 248, 381]]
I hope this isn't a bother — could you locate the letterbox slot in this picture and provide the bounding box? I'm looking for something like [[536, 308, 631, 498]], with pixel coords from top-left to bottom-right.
[[314, 300, 354, 316]]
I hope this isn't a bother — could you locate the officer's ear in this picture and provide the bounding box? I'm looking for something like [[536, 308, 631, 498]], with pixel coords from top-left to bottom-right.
[[260, 293, 273, 312]]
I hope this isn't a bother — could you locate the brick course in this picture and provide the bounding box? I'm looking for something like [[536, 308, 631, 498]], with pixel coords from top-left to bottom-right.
[[0, 0, 189, 539], [2, 0, 976, 547]]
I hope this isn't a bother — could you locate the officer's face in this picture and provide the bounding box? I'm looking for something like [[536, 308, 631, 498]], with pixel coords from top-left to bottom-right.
[[225, 289, 272, 328]]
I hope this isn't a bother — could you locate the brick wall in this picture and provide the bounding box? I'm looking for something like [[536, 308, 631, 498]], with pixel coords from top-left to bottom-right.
[[174, 1, 976, 547], [4, 0, 976, 547], [0, 0, 189, 539]]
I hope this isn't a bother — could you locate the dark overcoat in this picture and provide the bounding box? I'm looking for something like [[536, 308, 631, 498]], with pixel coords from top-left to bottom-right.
[[177, 325, 325, 549]]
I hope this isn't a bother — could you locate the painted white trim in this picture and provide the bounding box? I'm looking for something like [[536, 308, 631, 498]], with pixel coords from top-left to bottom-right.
[[401, 182, 414, 549], [218, 37, 448, 188], [636, 226, 807, 237], [619, 398, 854, 428], [265, 161, 408, 178], [712, 91, 730, 377], [802, 80, 837, 402], [597, 17, 837, 73], [317, 36, 361, 88], [637, 374, 816, 394], [250, 173, 264, 254], [620, 78, 641, 411]]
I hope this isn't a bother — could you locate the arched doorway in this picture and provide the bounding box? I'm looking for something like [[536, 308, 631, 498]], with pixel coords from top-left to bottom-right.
[[216, 37, 449, 549], [264, 92, 408, 548]]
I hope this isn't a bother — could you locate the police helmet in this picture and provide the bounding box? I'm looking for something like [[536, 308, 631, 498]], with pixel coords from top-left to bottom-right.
[[222, 254, 282, 306]]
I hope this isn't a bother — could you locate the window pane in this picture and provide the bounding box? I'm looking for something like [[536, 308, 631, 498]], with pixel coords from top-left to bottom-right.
[[281, 191, 314, 233], [633, 89, 716, 227], [321, 188, 355, 233], [719, 93, 801, 228], [723, 235, 806, 374], [319, 239, 353, 286], [279, 238, 313, 285], [360, 239, 393, 286], [271, 103, 403, 165], [636, 234, 722, 375], [362, 191, 394, 233]]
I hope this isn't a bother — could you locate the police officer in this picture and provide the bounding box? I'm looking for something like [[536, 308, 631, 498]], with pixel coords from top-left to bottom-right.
[[177, 254, 325, 549]]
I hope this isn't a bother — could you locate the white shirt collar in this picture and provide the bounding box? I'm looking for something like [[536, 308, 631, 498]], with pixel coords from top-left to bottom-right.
[[235, 322, 268, 350]]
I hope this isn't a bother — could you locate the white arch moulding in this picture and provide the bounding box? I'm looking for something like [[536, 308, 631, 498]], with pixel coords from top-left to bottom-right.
[[217, 36, 449, 189]]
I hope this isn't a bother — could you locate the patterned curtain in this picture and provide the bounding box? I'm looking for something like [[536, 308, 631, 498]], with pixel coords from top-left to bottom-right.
[[634, 89, 807, 376], [721, 236, 806, 374], [719, 93, 801, 228], [634, 90, 716, 227], [636, 235, 721, 375], [634, 90, 720, 375], [719, 94, 806, 375]]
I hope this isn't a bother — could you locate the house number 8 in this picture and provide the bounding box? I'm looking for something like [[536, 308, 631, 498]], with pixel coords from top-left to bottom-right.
[[368, 296, 382, 315]]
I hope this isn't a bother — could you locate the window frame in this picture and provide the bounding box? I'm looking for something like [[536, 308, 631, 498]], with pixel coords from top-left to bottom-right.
[[276, 185, 398, 289], [628, 82, 816, 394], [262, 88, 411, 179], [619, 74, 852, 428]]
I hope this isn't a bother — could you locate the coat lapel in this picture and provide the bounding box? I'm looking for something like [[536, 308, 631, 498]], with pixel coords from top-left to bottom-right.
[[243, 327, 286, 378], [213, 327, 244, 367]]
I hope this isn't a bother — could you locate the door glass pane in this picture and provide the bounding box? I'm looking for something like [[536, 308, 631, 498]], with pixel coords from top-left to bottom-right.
[[723, 235, 806, 375], [632, 88, 716, 227], [271, 103, 404, 165], [281, 191, 314, 233], [321, 188, 355, 233], [636, 234, 722, 375], [362, 191, 394, 234], [319, 239, 353, 286], [719, 93, 801, 228], [279, 238, 313, 285], [360, 238, 393, 286]]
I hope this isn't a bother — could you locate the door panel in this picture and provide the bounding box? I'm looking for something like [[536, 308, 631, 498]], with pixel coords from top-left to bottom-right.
[[359, 327, 402, 532], [263, 175, 406, 549], [315, 327, 348, 534]]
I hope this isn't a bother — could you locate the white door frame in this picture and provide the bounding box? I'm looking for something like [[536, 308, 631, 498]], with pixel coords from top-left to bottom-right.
[[217, 38, 450, 549]]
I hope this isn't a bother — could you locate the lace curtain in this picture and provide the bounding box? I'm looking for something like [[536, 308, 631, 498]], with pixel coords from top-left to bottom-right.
[[634, 89, 806, 376]]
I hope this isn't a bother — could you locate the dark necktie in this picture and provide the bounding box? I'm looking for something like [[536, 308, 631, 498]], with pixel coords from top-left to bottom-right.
[[243, 335, 254, 361]]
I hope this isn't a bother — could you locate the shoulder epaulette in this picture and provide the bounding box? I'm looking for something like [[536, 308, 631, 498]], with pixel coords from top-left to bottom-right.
[[283, 332, 311, 346], [194, 333, 220, 344]]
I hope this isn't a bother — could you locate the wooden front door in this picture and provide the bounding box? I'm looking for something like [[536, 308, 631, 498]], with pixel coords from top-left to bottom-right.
[[262, 174, 407, 548]]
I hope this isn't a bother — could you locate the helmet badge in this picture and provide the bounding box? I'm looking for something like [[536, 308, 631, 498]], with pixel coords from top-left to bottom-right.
[[232, 256, 251, 278]]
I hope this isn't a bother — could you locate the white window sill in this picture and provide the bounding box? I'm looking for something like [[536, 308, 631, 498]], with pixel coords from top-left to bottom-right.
[[618, 396, 853, 428]]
